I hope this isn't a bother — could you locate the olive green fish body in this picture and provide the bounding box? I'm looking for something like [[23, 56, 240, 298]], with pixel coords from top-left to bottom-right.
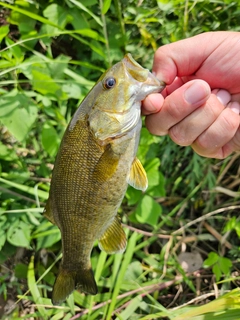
[[44, 54, 165, 304]]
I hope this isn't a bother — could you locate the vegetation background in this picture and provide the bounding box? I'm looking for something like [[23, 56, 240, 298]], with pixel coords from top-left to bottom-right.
[[0, 0, 240, 319]]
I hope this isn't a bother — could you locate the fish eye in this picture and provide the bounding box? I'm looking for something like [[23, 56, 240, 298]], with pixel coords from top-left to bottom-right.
[[103, 77, 116, 89]]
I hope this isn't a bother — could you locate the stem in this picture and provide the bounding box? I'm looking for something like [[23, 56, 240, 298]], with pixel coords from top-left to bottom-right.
[[99, 0, 111, 67], [183, 0, 189, 34], [113, 0, 126, 52]]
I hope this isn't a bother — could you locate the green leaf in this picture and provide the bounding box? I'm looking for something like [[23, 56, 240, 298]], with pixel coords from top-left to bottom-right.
[[1, 1, 61, 30], [212, 263, 222, 282], [19, 56, 67, 98], [219, 257, 232, 274], [32, 70, 65, 98], [5, 37, 24, 63], [135, 194, 161, 226], [145, 158, 161, 187], [126, 187, 142, 206], [0, 229, 7, 251], [36, 228, 61, 250], [43, 3, 72, 34], [0, 243, 16, 264], [0, 142, 18, 161], [41, 123, 60, 157], [147, 172, 165, 197], [15, 263, 28, 279], [0, 25, 9, 43], [7, 1, 37, 34], [0, 59, 13, 69], [62, 82, 81, 99], [138, 127, 162, 162], [102, 0, 112, 14], [48, 55, 70, 79], [0, 90, 38, 142], [124, 261, 143, 281], [19, 56, 43, 80], [43, 4, 71, 27], [224, 216, 236, 232], [68, 0, 103, 26], [203, 252, 219, 267], [7, 221, 31, 247], [234, 221, 240, 237], [70, 9, 90, 30]]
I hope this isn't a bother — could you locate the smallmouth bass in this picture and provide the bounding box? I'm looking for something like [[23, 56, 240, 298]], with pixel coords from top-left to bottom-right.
[[44, 54, 165, 305]]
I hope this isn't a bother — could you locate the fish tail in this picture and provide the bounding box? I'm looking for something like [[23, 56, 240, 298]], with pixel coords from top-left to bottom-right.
[[75, 267, 98, 296], [52, 266, 97, 305]]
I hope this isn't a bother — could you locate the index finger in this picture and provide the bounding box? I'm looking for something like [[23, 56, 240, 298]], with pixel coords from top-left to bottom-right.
[[152, 31, 238, 87]]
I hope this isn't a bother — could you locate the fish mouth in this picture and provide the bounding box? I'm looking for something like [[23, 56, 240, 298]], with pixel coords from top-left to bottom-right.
[[142, 71, 166, 95], [123, 53, 165, 91], [150, 79, 165, 91]]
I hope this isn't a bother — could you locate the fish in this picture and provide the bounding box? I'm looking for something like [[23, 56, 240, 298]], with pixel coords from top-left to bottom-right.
[[43, 53, 165, 305]]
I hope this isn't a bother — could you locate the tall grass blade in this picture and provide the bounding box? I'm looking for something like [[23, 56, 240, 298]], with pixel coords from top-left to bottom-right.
[[27, 255, 48, 318], [106, 231, 139, 319], [0, 177, 48, 200]]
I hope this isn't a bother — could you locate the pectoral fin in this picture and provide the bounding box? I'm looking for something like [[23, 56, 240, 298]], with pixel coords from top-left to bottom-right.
[[43, 200, 56, 225], [93, 144, 119, 182], [99, 217, 126, 254], [127, 157, 148, 191]]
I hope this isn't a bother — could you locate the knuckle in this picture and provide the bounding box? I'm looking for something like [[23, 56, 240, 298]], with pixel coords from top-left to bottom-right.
[[221, 109, 239, 131], [194, 133, 210, 151], [145, 117, 167, 136], [204, 98, 222, 118], [165, 97, 184, 121], [169, 125, 192, 146]]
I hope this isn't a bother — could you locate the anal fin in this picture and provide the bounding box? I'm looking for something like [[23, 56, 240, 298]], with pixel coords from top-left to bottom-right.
[[99, 216, 126, 254], [127, 157, 148, 191]]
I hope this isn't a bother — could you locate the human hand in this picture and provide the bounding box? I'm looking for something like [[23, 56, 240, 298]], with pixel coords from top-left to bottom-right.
[[143, 32, 240, 158]]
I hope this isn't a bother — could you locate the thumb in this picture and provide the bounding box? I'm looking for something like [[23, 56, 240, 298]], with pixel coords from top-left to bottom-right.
[[152, 32, 226, 85]]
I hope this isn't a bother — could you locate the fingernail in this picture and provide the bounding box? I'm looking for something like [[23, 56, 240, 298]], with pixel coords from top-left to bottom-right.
[[227, 101, 240, 114], [212, 89, 219, 95], [215, 89, 231, 106], [184, 82, 210, 105]]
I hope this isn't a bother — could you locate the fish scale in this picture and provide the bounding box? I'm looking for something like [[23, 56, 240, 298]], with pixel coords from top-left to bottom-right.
[[44, 53, 165, 305]]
